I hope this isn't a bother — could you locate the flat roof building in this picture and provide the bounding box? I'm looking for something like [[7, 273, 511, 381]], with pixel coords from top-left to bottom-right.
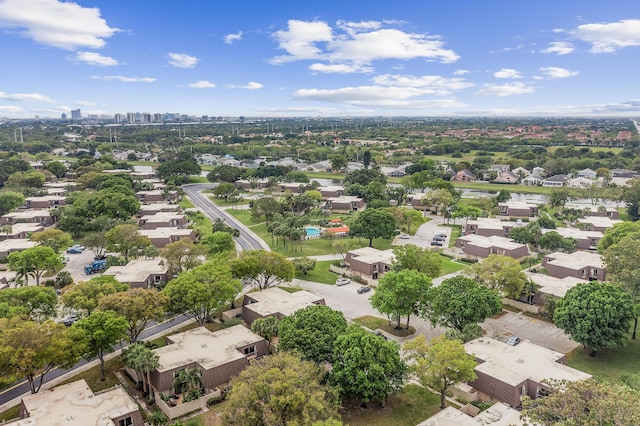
[[542, 251, 606, 281], [102, 258, 168, 289], [418, 403, 524, 426], [242, 287, 325, 325]]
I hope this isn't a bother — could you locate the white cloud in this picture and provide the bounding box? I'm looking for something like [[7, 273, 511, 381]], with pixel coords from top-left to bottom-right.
[[75, 100, 96, 106], [167, 52, 199, 68], [493, 68, 522, 79], [309, 63, 373, 73], [474, 82, 535, 96], [72, 51, 118, 66], [538, 67, 579, 79], [293, 85, 465, 108], [187, 80, 215, 89], [91, 75, 156, 83], [0, 0, 119, 50], [224, 31, 243, 44], [453, 69, 470, 75], [270, 19, 459, 70], [541, 41, 575, 55], [371, 74, 473, 94], [228, 82, 264, 90], [573, 19, 640, 53], [0, 105, 24, 114], [0, 91, 55, 103]]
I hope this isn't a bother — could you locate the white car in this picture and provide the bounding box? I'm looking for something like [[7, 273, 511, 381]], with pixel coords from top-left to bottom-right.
[[336, 277, 351, 286]]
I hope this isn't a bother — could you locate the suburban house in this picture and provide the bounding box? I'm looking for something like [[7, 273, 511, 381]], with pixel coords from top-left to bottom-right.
[[542, 251, 607, 281], [135, 190, 179, 204], [521, 174, 543, 186], [149, 325, 268, 419], [568, 177, 594, 188], [464, 218, 521, 238], [139, 212, 188, 230], [8, 379, 143, 426], [451, 169, 476, 182], [240, 287, 326, 325], [102, 258, 168, 288], [541, 175, 569, 187], [418, 403, 523, 426], [532, 167, 547, 177], [512, 167, 530, 177], [463, 338, 591, 408], [318, 185, 345, 199], [524, 272, 587, 306], [493, 171, 520, 184], [24, 195, 66, 209], [138, 228, 196, 248], [498, 201, 538, 218], [575, 216, 622, 233], [1, 210, 53, 227], [455, 235, 529, 261], [0, 239, 37, 259], [0, 223, 44, 241], [345, 247, 395, 281], [324, 196, 365, 213], [577, 168, 597, 179], [543, 228, 603, 250], [491, 164, 511, 173], [139, 203, 182, 216]]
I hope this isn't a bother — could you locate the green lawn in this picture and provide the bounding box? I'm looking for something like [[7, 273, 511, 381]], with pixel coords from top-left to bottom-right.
[[180, 198, 195, 209], [188, 176, 209, 183], [566, 334, 640, 385], [209, 196, 251, 208], [188, 211, 213, 239], [341, 384, 443, 426], [352, 316, 416, 338], [439, 255, 468, 275], [226, 210, 394, 257], [295, 260, 339, 284], [452, 181, 553, 195]]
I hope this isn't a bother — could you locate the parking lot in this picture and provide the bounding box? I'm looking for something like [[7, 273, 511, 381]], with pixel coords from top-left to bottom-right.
[[62, 248, 96, 282]]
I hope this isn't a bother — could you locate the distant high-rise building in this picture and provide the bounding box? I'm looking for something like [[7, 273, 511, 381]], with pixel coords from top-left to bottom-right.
[[142, 113, 151, 123], [61, 113, 67, 120], [114, 113, 122, 123], [126, 112, 136, 123], [71, 109, 81, 119], [153, 113, 163, 123]]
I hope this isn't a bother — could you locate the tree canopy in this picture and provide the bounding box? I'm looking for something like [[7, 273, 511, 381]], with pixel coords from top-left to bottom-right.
[[61, 276, 128, 315], [391, 244, 441, 278], [0, 191, 25, 216], [223, 351, 341, 426], [349, 208, 396, 248], [230, 250, 294, 290], [468, 254, 527, 299], [105, 224, 151, 262], [371, 270, 432, 330], [8, 246, 62, 286], [0, 287, 57, 321], [159, 238, 207, 279], [278, 305, 347, 364], [554, 281, 635, 356]]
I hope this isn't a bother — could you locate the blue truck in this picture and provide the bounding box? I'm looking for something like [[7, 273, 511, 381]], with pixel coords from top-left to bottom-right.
[[84, 259, 107, 275]]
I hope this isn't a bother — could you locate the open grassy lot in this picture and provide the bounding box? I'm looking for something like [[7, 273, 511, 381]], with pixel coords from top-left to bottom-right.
[[452, 181, 553, 195], [566, 334, 640, 385], [352, 315, 416, 338], [439, 256, 468, 275], [295, 260, 339, 284]]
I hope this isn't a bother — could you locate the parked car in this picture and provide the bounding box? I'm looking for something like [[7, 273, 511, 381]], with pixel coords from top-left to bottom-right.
[[66, 244, 85, 254], [336, 277, 351, 286], [433, 236, 446, 241], [399, 233, 410, 239], [357, 286, 371, 294], [430, 241, 444, 247], [435, 233, 447, 238], [506, 336, 521, 346], [59, 314, 78, 326]]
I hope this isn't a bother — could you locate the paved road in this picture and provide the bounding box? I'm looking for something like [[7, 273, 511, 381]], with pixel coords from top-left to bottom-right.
[[182, 183, 269, 251], [0, 314, 193, 410]]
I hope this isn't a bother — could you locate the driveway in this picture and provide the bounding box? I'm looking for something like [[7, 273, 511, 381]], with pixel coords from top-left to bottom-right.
[[61, 249, 96, 282], [393, 213, 452, 249]]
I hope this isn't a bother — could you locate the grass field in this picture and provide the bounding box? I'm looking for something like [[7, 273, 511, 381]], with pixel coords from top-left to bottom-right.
[[452, 181, 553, 195], [440, 256, 468, 275], [566, 334, 640, 385], [295, 260, 339, 284]]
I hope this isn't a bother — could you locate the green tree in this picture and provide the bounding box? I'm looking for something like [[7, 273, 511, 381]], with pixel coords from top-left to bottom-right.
[[156, 153, 201, 184], [223, 351, 341, 426], [549, 188, 571, 209], [622, 179, 640, 221], [164, 260, 241, 326], [250, 196, 283, 226], [495, 189, 511, 203], [5, 170, 45, 190], [251, 316, 280, 342], [87, 188, 140, 220], [0, 287, 57, 321], [468, 254, 527, 299], [61, 276, 129, 315], [421, 189, 454, 215], [451, 205, 482, 226], [278, 305, 347, 364], [73, 310, 128, 381], [554, 281, 634, 356], [0, 318, 86, 393], [598, 221, 640, 252], [371, 270, 432, 330], [521, 379, 640, 426], [8, 246, 63, 286], [284, 170, 310, 183], [344, 168, 387, 187], [404, 335, 477, 409], [329, 154, 348, 172], [213, 182, 238, 202], [43, 160, 67, 178], [173, 367, 203, 395], [147, 411, 168, 426], [105, 224, 151, 262], [82, 232, 107, 259], [0, 191, 25, 215], [397, 207, 426, 234], [122, 343, 159, 399], [603, 232, 640, 339], [391, 244, 441, 277], [539, 231, 576, 253], [426, 276, 502, 332], [230, 250, 294, 290], [201, 231, 236, 255], [508, 226, 535, 244], [97, 288, 168, 342], [207, 165, 243, 183], [159, 238, 207, 279], [30, 229, 73, 253], [349, 208, 396, 247], [331, 325, 406, 407], [293, 256, 316, 276]]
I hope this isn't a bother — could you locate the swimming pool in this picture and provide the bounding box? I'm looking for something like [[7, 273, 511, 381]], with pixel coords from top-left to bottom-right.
[[305, 227, 321, 237]]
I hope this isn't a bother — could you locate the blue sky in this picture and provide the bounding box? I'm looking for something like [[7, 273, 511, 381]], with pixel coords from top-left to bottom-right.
[[1, 0, 640, 118]]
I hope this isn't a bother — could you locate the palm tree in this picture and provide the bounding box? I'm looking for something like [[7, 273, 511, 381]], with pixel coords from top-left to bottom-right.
[[123, 344, 160, 399], [0, 224, 12, 239], [173, 368, 203, 395], [147, 411, 168, 426]]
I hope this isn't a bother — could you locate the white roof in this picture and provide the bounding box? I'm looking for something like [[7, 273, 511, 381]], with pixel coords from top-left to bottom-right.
[[102, 258, 167, 283], [544, 251, 605, 270], [153, 325, 264, 372], [576, 216, 622, 229], [138, 228, 194, 239], [498, 201, 537, 209], [467, 218, 519, 231], [245, 287, 324, 317], [465, 337, 591, 386], [418, 403, 524, 426], [544, 228, 602, 240], [13, 379, 139, 426], [525, 272, 587, 298], [348, 247, 395, 265], [0, 239, 36, 252], [328, 195, 363, 203], [459, 234, 525, 251]]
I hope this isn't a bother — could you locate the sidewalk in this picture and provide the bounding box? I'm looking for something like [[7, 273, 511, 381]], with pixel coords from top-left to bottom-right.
[[0, 316, 196, 413]]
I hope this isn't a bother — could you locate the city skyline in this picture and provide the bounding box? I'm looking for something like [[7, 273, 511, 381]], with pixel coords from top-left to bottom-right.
[[1, 0, 640, 119]]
